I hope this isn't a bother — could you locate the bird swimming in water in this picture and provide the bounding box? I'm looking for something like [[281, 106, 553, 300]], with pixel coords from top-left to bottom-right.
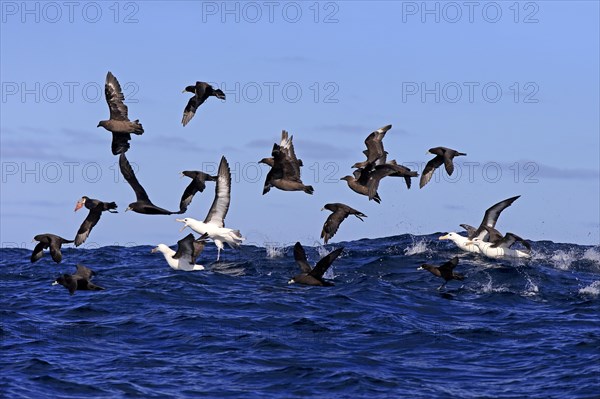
[[289, 242, 344, 286]]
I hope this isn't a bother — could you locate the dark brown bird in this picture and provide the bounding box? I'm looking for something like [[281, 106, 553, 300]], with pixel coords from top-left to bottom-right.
[[178, 171, 218, 213], [352, 124, 392, 169], [119, 153, 182, 215], [289, 242, 344, 286], [31, 234, 74, 263], [53, 264, 105, 295], [74, 196, 118, 247], [365, 160, 419, 200], [417, 256, 464, 290], [340, 164, 381, 203], [420, 146, 467, 188], [261, 130, 313, 195], [321, 203, 366, 244], [181, 81, 226, 127], [97, 71, 144, 155]]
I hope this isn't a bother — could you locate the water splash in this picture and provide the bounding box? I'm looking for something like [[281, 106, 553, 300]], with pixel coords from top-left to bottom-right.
[[549, 249, 579, 270], [265, 243, 286, 259], [582, 247, 600, 264], [404, 238, 432, 256], [578, 281, 600, 296]]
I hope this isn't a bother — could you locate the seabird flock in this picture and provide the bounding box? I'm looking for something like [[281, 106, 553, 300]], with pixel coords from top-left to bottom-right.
[[31, 71, 532, 294]]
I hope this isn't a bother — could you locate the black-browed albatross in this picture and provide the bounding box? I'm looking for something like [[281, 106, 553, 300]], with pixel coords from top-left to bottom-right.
[[176, 156, 244, 261]]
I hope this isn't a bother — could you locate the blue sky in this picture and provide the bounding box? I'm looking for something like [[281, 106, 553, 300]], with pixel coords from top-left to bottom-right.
[[1, 1, 599, 249]]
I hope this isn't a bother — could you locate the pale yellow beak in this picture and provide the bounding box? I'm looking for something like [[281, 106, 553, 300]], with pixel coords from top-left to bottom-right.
[[439, 234, 449, 240]]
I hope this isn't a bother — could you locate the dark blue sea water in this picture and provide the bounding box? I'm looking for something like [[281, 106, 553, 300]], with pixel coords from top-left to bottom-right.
[[2, 234, 599, 398]]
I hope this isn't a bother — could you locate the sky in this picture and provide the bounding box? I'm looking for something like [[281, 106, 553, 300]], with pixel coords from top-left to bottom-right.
[[1, 1, 599, 250]]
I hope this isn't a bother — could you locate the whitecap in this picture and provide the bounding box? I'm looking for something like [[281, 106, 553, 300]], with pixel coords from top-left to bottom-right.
[[578, 281, 600, 296]]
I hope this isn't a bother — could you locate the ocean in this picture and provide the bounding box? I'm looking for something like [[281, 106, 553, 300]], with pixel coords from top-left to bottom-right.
[[1, 234, 599, 398]]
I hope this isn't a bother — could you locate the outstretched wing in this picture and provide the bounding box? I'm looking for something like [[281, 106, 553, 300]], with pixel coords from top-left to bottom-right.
[[473, 195, 520, 241], [204, 156, 231, 227], [293, 242, 312, 273], [74, 264, 95, 279], [75, 205, 103, 246], [119, 153, 150, 202], [105, 71, 129, 121], [419, 155, 444, 188], [311, 247, 344, 279]]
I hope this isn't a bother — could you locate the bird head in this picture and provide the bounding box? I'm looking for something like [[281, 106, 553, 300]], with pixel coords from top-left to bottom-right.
[[176, 218, 190, 232], [97, 121, 107, 128]]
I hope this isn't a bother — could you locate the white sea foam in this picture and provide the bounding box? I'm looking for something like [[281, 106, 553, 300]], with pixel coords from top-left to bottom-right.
[[578, 281, 600, 296], [582, 247, 600, 264], [549, 249, 579, 270], [479, 274, 510, 294]]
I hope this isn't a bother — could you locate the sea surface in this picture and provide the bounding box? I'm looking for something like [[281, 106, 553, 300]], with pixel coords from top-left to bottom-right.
[[2, 234, 599, 398]]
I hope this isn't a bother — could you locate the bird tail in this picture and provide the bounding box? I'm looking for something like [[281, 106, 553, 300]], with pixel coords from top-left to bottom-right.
[[107, 202, 118, 212], [303, 185, 314, 195], [373, 193, 382, 204], [132, 120, 144, 135]]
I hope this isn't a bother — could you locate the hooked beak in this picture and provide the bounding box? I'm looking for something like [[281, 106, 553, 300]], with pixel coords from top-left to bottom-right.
[[439, 234, 449, 240], [151, 247, 159, 253], [181, 88, 187, 93], [74, 200, 84, 212], [125, 207, 131, 212], [180, 172, 185, 178], [175, 218, 187, 232]]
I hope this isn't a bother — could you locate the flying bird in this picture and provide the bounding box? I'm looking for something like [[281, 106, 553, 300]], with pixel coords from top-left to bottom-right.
[[260, 130, 313, 195], [417, 256, 464, 290], [352, 124, 392, 169], [74, 196, 118, 246], [97, 71, 144, 155], [420, 146, 467, 188], [289, 242, 344, 286], [365, 160, 419, 200], [181, 81, 226, 127], [179, 170, 217, 213], [340, 166, 381, 203], [321, 203, 366, 244], [119, 153, 182, 215], [439, 195, 521, 253], [31, 234, 74, 263], [152, 233, 207, 271], [53, 264, 105, 295], [176, 156, 244, 261]]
